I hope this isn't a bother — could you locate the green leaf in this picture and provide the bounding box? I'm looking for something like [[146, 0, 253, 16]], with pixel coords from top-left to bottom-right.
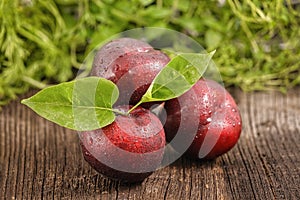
[[21, 77, 119, 131], [142, 51, 215, 102], [128, 51, 215, 113]]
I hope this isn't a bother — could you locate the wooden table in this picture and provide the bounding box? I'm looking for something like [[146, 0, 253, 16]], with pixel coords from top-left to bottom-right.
[[1, 89, 299, 199]]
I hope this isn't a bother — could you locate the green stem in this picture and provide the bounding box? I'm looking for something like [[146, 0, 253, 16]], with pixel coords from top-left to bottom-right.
[[127, 99, 144, 114], [112, 108, 129, 116]]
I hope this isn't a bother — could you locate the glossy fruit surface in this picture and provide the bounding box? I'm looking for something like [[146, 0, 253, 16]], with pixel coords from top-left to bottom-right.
[[164, 78, 242, 160], [91, 38, 170, 106], [91, 37, 153, 77], [79, 106, 166, 183]]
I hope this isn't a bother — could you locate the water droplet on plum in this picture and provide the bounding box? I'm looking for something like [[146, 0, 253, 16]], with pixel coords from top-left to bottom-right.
[[89, 138, 94, 145], [137, 47, 149, 52]]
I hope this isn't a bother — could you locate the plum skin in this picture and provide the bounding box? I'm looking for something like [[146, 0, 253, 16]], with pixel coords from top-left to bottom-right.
[[91, 37, 170, 106], [91, 37, 153, 78], [163, 78, 242, 160], [79, 106, 166, 183]]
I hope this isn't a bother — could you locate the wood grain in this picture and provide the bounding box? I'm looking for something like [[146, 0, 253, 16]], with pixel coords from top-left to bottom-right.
[[1, 89, 299, 199]]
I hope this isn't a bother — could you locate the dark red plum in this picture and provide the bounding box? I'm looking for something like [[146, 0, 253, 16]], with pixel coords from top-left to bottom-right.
[[103, 50, 170, 106], [91, 38, 170, 106], [79, 106, 166, 183], [164, 78, 242, 160], [91, 37, 153, 77]]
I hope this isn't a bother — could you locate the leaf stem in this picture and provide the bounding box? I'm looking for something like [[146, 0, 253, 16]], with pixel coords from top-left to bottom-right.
[[127, 100, 143, 114], [112, 108, 129, 116]]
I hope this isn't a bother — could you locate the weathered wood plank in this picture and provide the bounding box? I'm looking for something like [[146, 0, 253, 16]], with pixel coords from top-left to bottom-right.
[[0, 89, 299, 199]]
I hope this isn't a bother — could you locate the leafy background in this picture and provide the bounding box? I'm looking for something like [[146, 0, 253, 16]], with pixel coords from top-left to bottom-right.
[[1, 0, 299, 107]]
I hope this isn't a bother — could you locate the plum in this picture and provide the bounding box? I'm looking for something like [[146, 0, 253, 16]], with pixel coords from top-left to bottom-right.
[[91, 37, 153, 77], [102, 50, 170, 106], [79, 106, 166, 183], [91, 38, 170, 106], [163, 78, 242, 160]]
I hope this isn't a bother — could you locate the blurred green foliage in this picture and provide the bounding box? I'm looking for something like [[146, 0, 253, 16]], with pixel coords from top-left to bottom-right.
[[0, 0, 300, 106]]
